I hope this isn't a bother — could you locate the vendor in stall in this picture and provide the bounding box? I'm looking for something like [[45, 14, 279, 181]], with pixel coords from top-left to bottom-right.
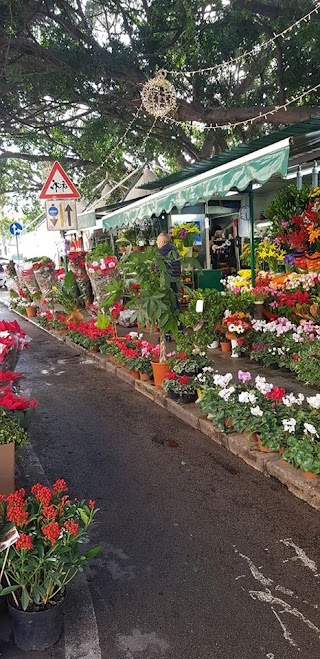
[[156, 232, 183, 339]]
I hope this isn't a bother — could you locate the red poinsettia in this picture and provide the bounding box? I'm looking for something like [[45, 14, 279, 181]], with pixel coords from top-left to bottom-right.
[[0, 370, 22, 383], [0, 386, 37, 410]]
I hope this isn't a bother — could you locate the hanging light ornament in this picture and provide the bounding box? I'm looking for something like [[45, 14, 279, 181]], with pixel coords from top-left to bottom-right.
[[141, 70, 177, 118]]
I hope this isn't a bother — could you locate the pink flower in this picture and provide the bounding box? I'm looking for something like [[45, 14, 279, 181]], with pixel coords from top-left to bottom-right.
[[238, 370, 252, 382]]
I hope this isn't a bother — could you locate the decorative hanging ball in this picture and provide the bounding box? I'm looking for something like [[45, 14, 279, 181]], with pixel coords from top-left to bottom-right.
[[141, 70, 177, 118]]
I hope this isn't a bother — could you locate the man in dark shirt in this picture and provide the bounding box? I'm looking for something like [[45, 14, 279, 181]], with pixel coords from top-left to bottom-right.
[[156, 232, 183, 339]]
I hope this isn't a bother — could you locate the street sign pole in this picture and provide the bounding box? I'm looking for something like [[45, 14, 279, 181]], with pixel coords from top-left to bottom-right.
[[15, 234, 20, 262], [60, 230, 68, 273]]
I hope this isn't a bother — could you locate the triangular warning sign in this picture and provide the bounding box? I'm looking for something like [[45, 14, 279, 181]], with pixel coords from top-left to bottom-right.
[[39, 161, 80, 200]]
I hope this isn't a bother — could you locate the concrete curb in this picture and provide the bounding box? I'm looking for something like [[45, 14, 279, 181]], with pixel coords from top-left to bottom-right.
[[8, 309, 320, 513]]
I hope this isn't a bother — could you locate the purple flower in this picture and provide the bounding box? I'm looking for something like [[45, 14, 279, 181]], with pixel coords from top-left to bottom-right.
[[238, 370, 252, 382], [180, 228, 187, 239]]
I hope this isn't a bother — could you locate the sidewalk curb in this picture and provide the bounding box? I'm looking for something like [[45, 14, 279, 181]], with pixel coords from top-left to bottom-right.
[[7, 307, 320, 514]]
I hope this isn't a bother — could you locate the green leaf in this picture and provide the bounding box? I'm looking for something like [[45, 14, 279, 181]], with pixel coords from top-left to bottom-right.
[[85, 545, 102, 559], [0, 585, 19, 596], [79, 509, 89, 526], [21, 587, 30, 611]]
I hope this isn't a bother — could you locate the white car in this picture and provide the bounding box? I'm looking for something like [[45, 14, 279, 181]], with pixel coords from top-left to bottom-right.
[[0, 259, 8, 288]]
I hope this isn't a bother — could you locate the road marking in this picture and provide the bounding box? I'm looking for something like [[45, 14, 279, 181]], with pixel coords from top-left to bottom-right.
[[271, 607, 298, 649], [19, 443, 102, 659], [235, 546, 320, 652], [280, 539, 320, 577]]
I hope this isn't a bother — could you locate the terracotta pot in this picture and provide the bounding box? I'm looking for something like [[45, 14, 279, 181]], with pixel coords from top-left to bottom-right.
[[0, 442, 15, 495], [139, 372, 150, 381], [300, 470, 318, 480], [129, 369, 140, 379], [151, 361, 169, 387], [224, 418, 234, 429], [220, 341, 231, 353], [26, 306, 37, 318], [257, 435, 273, 454], [242, 431, 259, 447], [132, 246, 140, 252]]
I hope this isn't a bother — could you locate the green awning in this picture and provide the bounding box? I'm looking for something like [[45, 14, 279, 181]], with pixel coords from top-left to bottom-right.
[[77, 211, 97, 230], [102, 138, 290, 229]]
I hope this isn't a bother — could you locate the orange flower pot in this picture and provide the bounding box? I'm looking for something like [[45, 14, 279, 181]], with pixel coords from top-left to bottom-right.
[[129, 369, 140, 379], [220, 341, 231, 353], [300, 470, 318, 480], [257, 435, 273, 453], [151, 361, 169, 387], [139, 372, 151, 381], [26, 306, 37, 318]]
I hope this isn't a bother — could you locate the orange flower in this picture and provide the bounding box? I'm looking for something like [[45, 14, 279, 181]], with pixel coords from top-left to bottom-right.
[[308, 226, 320, 244]]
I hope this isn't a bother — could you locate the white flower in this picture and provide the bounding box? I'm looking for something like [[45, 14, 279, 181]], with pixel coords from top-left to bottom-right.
[[307, 394, 320, 410], [304, 423, 318, 437], [238, 392, 257, 404], [255, 376, 273, 394], [218, 386, 235, 401], [213, 373, 233, 388], [282, 418, 296, 434], [250, 405, 263, 417]]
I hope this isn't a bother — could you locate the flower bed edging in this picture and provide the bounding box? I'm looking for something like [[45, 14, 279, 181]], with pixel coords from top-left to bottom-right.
[[6, 307, 320, 514]]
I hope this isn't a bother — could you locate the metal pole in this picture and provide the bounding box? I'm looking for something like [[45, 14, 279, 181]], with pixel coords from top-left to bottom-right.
[[204, 217, 211, 269], [15, 234, 20, 261], [60, 230, 68, 272], [248, 185, 255, 287]]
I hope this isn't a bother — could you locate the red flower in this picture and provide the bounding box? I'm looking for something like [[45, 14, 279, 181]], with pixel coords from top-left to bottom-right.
[[266, 386, 286, 402], [41, 521, 61, 546], [88, 500, 95, 509], [16, 533, 33, 551], [0, 386, 37, 410], [42, 504, 58, 520], [52, 479, 68, 496], [0, 370, 22, 383], [178, 375, 191, 385], [64, 520, 80, 536], [176, 353, 187, 360], [31, 484, 52, 506], [6, 489, 28, 528], [164, 371, 177, 380]]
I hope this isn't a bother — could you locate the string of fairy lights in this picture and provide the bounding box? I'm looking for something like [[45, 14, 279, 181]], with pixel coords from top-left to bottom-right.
[[82, 2, 320, 183]]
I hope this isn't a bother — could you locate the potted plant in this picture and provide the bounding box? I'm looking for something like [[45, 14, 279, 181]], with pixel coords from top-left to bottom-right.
[[124, 249, 180, 386], [0, 387, 37, 430], [163, 372, 196, 403], [0, 480, 100, 652], [0, 413, 28, 494], [222, 311, 252, 357]]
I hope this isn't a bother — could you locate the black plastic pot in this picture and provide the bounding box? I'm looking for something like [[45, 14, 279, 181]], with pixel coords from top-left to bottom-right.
[[167, 390, 179, 400], [9, 598, 64, 651], [180, 393, 197, 404]]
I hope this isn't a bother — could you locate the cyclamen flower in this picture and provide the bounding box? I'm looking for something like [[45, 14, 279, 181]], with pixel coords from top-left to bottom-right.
[[307, 395, 320, 410], [213, 373, 233, 388], [218, 386, 235, 401], [282, 418, 296, 434], [282, 393, 304, 407], [255, 376, 273, 395], [238, 391, 256, 404], [304, 423, 319, 437], [238, 370, 252, 382], [250, 405, 263, 417]]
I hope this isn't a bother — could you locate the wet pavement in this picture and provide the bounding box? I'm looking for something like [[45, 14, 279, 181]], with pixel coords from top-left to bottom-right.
[[1, 298, 320, 659]]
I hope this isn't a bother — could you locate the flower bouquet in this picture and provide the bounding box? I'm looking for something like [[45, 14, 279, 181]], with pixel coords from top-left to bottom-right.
[[67, 252, 92, 306], [0, 321, 30, 371], [0, 480, 100, 651], [171, 222, 201, 257], [85, 256, 118, 304], [32, 258, 57, 298], [16, 262, 40, 296]]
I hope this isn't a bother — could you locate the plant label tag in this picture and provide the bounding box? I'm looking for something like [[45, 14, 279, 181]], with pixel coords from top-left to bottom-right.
[[0, 526, 19, 552], [196, 300, 204, 313]]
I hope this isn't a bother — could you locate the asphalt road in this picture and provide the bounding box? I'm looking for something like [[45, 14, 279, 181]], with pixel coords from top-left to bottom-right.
[[1, 301, 320, 659]]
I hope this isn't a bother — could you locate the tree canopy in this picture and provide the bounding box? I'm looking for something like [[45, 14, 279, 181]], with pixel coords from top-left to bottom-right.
[[0, 0, 320, 208]]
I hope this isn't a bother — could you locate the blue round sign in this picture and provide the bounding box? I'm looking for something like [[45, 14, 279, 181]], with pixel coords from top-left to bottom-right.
[[48, 204, 59, 217], [9, 222, 23, 236]]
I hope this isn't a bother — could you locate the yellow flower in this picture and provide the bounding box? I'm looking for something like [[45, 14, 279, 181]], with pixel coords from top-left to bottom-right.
[[237, 269, 251, 279]]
